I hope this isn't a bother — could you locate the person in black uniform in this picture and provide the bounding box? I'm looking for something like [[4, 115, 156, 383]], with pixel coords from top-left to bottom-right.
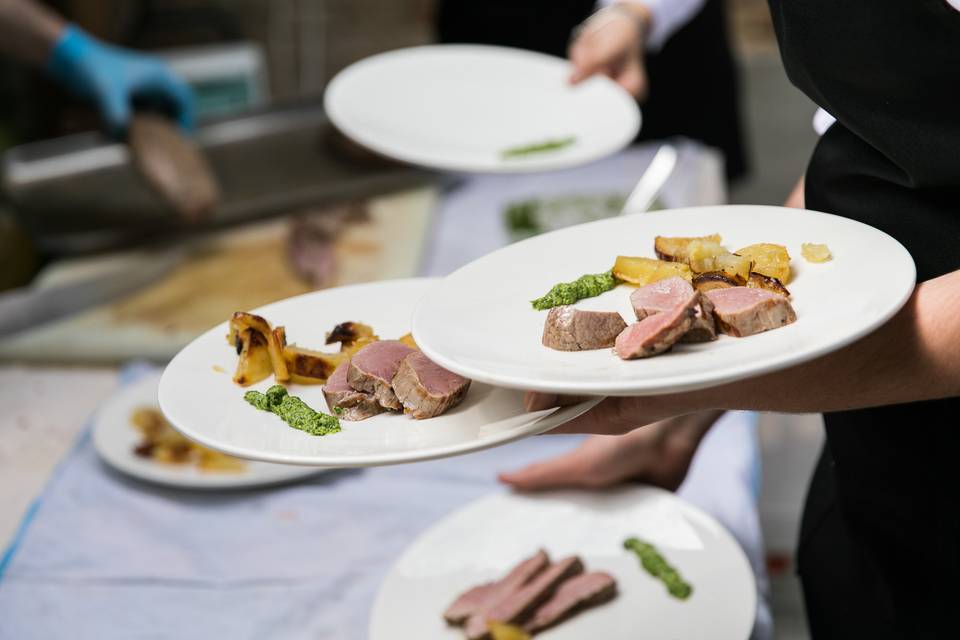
[[521, 1, 960, 636], [434, 0, 748, 183]]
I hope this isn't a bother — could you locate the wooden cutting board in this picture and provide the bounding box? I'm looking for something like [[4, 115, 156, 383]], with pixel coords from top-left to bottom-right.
[[0, 187, 436, 364]]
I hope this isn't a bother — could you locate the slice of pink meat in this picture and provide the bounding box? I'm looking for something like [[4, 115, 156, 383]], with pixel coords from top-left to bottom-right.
[[615, 290, 700, 359], [524, 571, 618, 634], [321, 360, 383, 421], [705, 287, 797, 337], [347, 340, 416, 410], [392, 351, 471, 419], [444, 549, 549, 625], [630, 276, 715, 343]]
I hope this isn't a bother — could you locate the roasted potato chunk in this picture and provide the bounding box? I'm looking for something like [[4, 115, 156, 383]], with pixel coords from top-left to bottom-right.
[[737, 243, 792, 284], [802, 242, 832, 263], [233, 328, 274, 386], [692, 271, 741, 293], [229, 311, 289, 382], [398, 332, 418, 349], [654, 234, 723, 263], [282, 344, 346, 384], [689, 249, 753, 282], [747, 272, 791, 297], [613, 256, 692, 286], [325, 321, 377, 348]]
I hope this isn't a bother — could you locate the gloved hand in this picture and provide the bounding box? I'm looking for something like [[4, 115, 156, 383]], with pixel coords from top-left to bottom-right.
[[47, 25, 195, 137]]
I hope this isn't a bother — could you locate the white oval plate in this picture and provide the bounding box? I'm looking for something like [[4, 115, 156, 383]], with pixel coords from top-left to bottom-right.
[[324, 45, 640, 174], [158, 279, 599, 467], [93, 371, 324, 489], [413, 205, 916, 396], [370, 487, 756, 640]]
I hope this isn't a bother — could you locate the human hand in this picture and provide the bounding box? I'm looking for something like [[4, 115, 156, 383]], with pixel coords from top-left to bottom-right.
[[499, 412, 721, 492], [523, 391, 699, 436], [568, 4, 651, 98], [48, 26, 195, 137]]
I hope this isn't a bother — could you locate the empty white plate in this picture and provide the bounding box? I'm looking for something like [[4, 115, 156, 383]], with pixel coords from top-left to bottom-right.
[[158, 279, 599, 467], [412, 205, 916, 396], [93, 371, 323, 489], [324, 45, 640, 173], [370, 487, 756, 639]]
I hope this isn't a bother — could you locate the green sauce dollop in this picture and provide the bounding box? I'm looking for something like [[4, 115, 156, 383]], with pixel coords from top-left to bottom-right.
[[501, 136, 576, 159], [244, 385, 341, 436], [624, 537, 693, 600], [531, 270, 619, 310]]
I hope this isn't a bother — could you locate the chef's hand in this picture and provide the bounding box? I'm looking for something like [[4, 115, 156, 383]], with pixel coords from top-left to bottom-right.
[[499, 412, 721, 492], [568, 3, 651, 99], [48, 26, 195, 137], [522, 391, 688, 436]]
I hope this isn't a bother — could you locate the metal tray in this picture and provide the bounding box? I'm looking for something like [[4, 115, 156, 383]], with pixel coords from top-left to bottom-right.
[[1, 100, 435, 255]]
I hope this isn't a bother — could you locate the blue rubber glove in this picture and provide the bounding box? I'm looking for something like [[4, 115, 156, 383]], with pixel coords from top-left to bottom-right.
[[47, 25, 195, 137]]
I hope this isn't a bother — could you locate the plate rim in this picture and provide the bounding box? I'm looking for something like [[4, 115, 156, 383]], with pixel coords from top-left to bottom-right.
[[157, 277, 603, 468], [93, 371, 324, 490], [411, 204, 917, 396], [323, 43, 641, 174], [368, 486, 758, 640]]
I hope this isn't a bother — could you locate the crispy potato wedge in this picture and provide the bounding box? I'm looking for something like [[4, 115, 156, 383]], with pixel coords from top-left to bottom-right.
[[654, 234, 722, 263], [613, 256, 692, 286], [688, 247, 753, 281], [398, 332, 418, 349], [747, 272, 791, 297], [737, 243, 792, 283], [325, 321, 377, 347], [233, 328, 274, 386], [229, 311, 290, 382], [692, 271, 741, 293], [283, 344, 346, 383]]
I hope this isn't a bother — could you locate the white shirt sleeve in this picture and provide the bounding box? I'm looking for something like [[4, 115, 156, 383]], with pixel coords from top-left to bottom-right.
[[597, 0, 707, 51], [812, 108, 836, 135]]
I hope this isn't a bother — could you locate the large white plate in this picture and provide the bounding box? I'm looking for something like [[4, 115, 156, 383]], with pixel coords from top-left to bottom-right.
[[324, 45, 640, 174], [369, 487, 756, 640], [413, 205, 916, 396], [93, 371, 323, 490], [158, 279, 599, 467]]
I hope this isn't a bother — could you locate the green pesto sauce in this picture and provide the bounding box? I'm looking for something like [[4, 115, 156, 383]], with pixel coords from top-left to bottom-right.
[[501, 136, 576, 159], [624, 537, 693, 600], [244, 385, 341, 436], [531, 270, 619, 310]]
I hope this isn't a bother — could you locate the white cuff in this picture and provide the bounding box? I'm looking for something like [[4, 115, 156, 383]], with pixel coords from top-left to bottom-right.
[[597, 0, 706, 50], [812, 108, 836, 136]]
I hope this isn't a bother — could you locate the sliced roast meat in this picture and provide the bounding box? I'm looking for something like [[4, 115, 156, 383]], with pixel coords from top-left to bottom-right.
[[681, 292, 717, 343], [542, 307, 627, 351], [705, 287, 797, 337], [524, 571, 618, 634], [392, 351, 471, 419], [615, 291, 699, 360], [630, 276, 715, 343], [322, 361, 384, 421], [444, 550, 549, 625], [465, 556, 584, 640], [347, 340, 416, 410]]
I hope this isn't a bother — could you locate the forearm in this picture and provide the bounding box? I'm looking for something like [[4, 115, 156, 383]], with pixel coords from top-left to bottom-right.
[[681, 270, 960, 414], [0, 0, 65, 66]]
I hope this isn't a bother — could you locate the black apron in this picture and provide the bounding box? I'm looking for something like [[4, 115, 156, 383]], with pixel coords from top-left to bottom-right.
[[434, 0, 748, 182], [767, 0, 960, 636]]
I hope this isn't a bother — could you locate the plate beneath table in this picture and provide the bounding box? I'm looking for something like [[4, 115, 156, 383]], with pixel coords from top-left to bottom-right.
[[369, 487, 756, 639], [93, 372, 323, 489], [413, 205, 916, 396], [158, 279, 599, 467]]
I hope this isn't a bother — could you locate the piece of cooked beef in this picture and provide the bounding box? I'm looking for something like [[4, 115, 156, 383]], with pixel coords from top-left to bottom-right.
[[542, 307, 627, 351], [705, 287, 797, 337], [465, 556, 584, 640], [615, 291, 700, 360], [524, 571, 618, 634], [392, 351, 471, 419], [322, 361, 384, 421], [630, 276, 715, 343], [444, 550, 549, 625], [347, 340, 416, 410], [681, 292, 717, 343]]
